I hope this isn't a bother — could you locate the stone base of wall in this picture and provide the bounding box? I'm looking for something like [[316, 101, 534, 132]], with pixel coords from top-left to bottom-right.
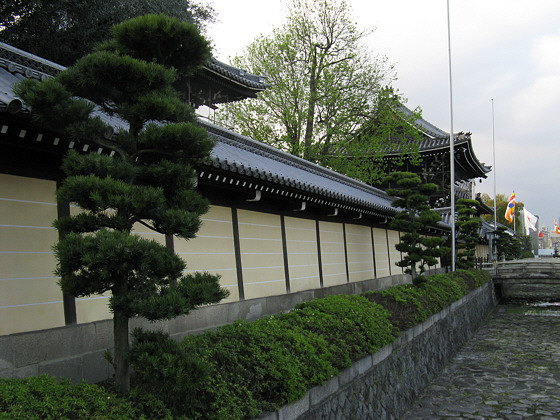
[[0, 273, 413, 384], [260, 281, 497, 420]]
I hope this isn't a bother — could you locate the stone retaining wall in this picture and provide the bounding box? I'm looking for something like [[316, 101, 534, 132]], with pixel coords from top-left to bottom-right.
[[260, 281, 497, 420]]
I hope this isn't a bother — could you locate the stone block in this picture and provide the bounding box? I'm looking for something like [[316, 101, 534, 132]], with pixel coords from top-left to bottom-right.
[[423, 315, 434, 330], [245, 300, 265, 321], [338, 359, 360, 387], [400, 327, 414, 344], [9, 329, 50, 367], [372, 343, 392, 365], [431, 311, 442, 324], [412, 323, 424, 338], [1, 364, 37, 379], [278, 396, 309, 420], [0, 358, 13, 371], [309, 375, 339, 406], [82, 351, 113, 384], [91, 320, 114, 349], [356, 354, 373, 375], [0, 336, 15, 367], [450, 300, 460, 312], [39, 356, 83, 383], [43, 323, 98, 359]]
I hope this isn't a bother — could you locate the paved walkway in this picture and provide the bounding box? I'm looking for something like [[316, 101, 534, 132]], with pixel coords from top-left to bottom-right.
[[402, 304, 560, 419]]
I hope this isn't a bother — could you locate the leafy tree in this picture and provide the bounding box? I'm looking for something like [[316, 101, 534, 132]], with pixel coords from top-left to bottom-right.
[[215, 0, 418, 183], [14, 14, 228, 393], [455, 198, 482, 269], [0, 0, 215, 66], [384, 172, 449, 285]]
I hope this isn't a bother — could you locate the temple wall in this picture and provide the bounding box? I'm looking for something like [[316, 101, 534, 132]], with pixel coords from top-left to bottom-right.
[[0, 174, 64, 335], [1, 173, 437, 336]]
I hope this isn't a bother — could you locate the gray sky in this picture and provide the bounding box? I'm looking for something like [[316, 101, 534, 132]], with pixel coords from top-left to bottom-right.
[[207, 0, 560, 230]]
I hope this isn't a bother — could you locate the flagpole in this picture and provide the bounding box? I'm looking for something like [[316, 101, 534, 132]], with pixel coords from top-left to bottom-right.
[[447, 0, 456, 271], [490, 98, 498, 261], [492, 99, 497, 260]]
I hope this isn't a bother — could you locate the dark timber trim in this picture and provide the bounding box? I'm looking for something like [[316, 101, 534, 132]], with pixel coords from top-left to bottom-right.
[[343, 223, 350, 283], [370, 227, 377, 279], [56, 181, 77, 326], [386, 228, 392, 276], [231, 206, 245, 300], [316, 219, 324, 287], [280, 214, 291, 293]]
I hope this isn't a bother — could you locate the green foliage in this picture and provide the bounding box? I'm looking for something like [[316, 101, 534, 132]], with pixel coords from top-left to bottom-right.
[[102, 13, 211, 78], [128, 329, 211, 416], [384, 171, 449, 283], [0, 375, 144, 419], [15, 13, 228, 393], [364, 269, 490, 331], [294, 295, 396, 360], [215, 0, 407, 183], [129, 294, 394, 418], [0, 0, 215, 66], [493, 225, 523, 260], [326, 88, 424, 185], [456, 199, 483, 269]]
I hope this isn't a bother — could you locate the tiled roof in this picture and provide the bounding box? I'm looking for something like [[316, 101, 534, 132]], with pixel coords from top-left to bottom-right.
[[201, 120, 397, 215], [398, 104, 449, 139], [206, 58, 267, 90], [384, 104, 491, 177], [0, 41, 398, 219], [0, 41, 267, 104]]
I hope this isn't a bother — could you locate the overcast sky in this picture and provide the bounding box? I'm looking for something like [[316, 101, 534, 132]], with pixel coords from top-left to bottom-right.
[[206, 0, 560, 230]]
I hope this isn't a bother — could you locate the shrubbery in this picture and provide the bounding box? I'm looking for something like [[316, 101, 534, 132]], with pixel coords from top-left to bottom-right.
[[363, 269, 488, 330], [1, 269, 490, 419], [0, 375, 145, 419]]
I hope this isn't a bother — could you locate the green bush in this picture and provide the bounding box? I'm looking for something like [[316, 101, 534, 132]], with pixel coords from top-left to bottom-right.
[[127, 328, 207, 417], [128, 295, 395, 419], [0, 375, 142, 419], [294, 295, 397, 361], [190, 317, 338, 418], [364, 269, 490, 331]]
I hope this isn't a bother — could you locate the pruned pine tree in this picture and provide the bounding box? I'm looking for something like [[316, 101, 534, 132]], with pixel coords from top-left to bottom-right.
[[14, 14, 228, 393], [456, 198, 482, 269], [493, 225, 523, 261], [384, 172, 449, 284]]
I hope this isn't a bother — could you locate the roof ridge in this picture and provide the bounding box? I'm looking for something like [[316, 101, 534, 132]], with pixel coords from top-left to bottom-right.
[[0, 42, 64, 79], [199, 119, 391, 200], [0, 42, 268, 91]]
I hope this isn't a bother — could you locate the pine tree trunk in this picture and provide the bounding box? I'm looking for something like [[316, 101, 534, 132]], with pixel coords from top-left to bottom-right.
[[113, 306, 130, 394]]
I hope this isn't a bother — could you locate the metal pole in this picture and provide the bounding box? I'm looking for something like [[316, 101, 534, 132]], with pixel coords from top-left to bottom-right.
[[492, 99, 497, 260], [446, 0, 456, 271]]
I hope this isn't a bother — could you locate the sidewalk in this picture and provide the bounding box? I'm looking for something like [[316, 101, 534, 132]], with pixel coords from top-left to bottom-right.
[[402, 304, 560, 419]]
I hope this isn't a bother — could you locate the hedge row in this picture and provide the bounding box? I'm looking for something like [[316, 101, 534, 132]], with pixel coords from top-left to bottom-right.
[[0, 269, 490, 419]]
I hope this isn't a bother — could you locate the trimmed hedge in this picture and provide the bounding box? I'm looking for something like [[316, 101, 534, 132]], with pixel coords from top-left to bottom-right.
[[129, 295, 396, 419], [363, 269, 489, 330], [0, 375, 149, 419], [0, 269, 490, 419]]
